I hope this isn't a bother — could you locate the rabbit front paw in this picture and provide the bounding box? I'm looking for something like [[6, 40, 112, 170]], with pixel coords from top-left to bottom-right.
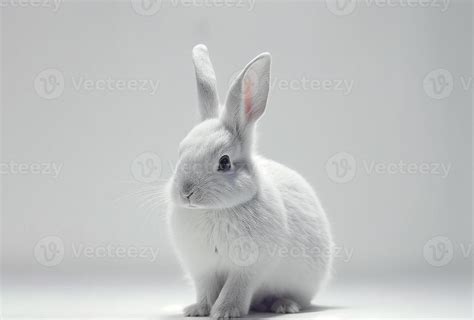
[[183, 302, 210, 317], [210, 304, 242, 319]]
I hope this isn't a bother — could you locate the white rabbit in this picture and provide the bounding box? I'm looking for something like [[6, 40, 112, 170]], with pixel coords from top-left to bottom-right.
[[167, 44, 333, 319]]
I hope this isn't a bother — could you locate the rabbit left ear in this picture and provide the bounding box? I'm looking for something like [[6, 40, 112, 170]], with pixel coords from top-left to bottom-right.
[[223, 52, 271, 137], [192, 44, 219, 120]]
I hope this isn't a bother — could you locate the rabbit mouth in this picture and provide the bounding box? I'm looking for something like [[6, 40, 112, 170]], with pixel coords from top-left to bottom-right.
[[187, 203, 198, 208], [182, 196, 199, 209]]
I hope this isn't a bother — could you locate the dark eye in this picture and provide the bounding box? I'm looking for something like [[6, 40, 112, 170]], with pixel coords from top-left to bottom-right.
[[218, 155, 231, 172]]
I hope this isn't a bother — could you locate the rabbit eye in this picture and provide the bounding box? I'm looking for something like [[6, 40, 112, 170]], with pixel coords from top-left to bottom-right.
[[218, 155, 231, 172]]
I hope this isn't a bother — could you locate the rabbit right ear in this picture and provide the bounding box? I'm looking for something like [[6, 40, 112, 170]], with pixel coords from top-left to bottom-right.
[[222, 52, 271, 140], [192, 44, 219, 120]]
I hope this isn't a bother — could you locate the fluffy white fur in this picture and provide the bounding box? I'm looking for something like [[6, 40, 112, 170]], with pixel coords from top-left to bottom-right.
[[167, 44, 333, 319]]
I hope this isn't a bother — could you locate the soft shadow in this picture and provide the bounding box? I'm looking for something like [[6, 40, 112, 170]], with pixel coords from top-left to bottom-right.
[[245, 304, 347, 319], [299, 304, 347, 313], [148, 305, 347, 320]]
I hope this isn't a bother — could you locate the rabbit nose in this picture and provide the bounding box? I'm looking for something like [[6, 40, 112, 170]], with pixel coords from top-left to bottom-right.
[[182, 181, 194, 198]]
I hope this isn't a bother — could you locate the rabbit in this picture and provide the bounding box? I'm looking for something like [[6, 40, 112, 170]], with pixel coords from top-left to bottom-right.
[[167, 44, 334, 319]]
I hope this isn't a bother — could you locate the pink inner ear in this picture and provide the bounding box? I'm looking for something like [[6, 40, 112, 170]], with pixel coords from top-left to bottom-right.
[[243, 77, 253, 120]]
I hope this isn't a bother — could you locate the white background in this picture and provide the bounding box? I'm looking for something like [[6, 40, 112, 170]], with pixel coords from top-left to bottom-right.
[[1, 0, 472, 318]]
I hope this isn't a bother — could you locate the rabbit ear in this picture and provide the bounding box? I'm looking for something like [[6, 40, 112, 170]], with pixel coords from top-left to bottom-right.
[[223, 52, 271, 139], [192, 44, 219, 120]]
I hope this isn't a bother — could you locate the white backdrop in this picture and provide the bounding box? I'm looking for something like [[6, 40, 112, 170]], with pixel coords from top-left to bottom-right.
[[1, 0, 472, 318]]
